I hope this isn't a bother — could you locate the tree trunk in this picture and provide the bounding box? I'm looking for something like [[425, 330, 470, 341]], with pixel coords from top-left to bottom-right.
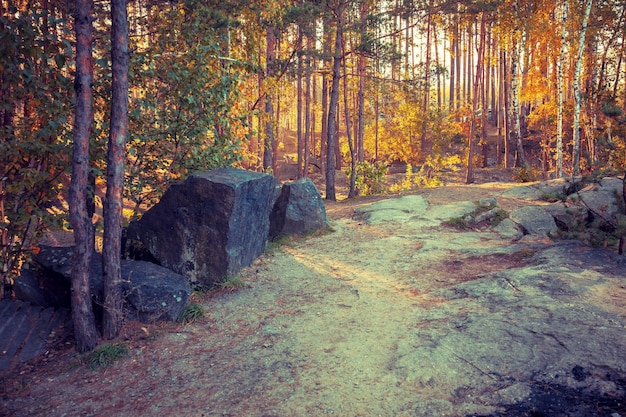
[[320, 19, 331, 175], [420, 6, 432, 156], [304, 35, 312, 178], [326, 19, 342, 202], [556, 0, 568, 178], [618, 172, 626, 255], [466, 13, 486, 184], [573, 0, 593, 177], [70, 0, 98, 353], [510, 33, 526, 167], [342, 39, 356, 198], [263, 26, 277, 172], [296, 31, 303, 178], [103, 0, 129, 340], [356, 0, 367, 163], [449, 14, 456, 111], [502, 49, 511, 168]]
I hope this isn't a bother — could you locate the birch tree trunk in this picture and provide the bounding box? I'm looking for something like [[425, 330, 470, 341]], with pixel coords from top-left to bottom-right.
[[572, 0, 593, 177], [556, 0, 568, 178], [510, 33, 526, 167], [573, 0, 593, 177]]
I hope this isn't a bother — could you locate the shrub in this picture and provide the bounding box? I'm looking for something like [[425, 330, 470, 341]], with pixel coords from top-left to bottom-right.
[[346, 161, 388, 196], [512, 166, 537, 183]]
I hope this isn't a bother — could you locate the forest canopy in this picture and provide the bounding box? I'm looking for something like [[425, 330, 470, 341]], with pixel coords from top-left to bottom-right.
[[2, 0, 626, 297]]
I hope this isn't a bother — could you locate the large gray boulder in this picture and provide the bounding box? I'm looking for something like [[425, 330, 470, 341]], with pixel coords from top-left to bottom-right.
[[502, 178, 574, 200], [566, 177, 624, 226], [509, 205, 558, 235], [13, 269, 66, 308], [30, 246, 191, 323], [120, 260, 190, 323], [269, 178, 328, 239], [128, 168, 277, 288]]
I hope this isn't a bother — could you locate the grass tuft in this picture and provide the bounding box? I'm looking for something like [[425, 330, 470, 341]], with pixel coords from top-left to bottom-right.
[[87, 343, 127, 370], [177, 302, 205, 324], [219, 276, 248, 292]]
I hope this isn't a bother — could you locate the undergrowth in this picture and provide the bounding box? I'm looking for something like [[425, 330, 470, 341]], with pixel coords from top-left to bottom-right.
[[177, 301, 205, 324], [87, 343, 128, 370]]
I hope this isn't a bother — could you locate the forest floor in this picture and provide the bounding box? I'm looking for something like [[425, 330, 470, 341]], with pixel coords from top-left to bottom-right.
[[1, 168, 626, 417]]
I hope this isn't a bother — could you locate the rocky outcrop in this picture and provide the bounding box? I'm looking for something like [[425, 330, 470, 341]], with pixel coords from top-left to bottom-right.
[[508, 205, 558, 235], [565, 177, 624, 227], [127, 168, 277, 288], [269, 178, 328, 239], [353, 195, 429, 225], [120, 260, 191, 322], [25, 246, 191, 323]]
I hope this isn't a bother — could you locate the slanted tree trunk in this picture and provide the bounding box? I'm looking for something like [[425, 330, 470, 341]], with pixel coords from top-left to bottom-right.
[[103, 0, 129, 340], [70, 0, 98, 353]]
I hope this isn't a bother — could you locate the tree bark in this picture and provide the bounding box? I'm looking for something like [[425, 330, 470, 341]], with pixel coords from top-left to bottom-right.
[[103, 0, 129, 340], [420, 6, 432, 155], [304, 35, 312, 178], [510, 33, 526, 167], [556, 0, 568, 178], [296, 31, 303, 178], [70, 0, 98, 353], [356, 0, 368, 164], [466, 13, 486, 184], [341, 38, 356, 198], [573, 0, 593, 177], [449, 14, 456, 111], [263, 26, 277, 172], [326, 15, 343, 202], [618, 172, 626, 255]]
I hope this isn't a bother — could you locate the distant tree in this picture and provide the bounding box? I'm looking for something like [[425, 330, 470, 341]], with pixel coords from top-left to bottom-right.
[[572, 0, 593, 176], [263, 25, 277, 172], [556, 0, 568, 178]]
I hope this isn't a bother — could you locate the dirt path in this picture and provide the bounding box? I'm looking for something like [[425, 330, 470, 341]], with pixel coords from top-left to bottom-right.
[[1, 181, 625, 417]]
